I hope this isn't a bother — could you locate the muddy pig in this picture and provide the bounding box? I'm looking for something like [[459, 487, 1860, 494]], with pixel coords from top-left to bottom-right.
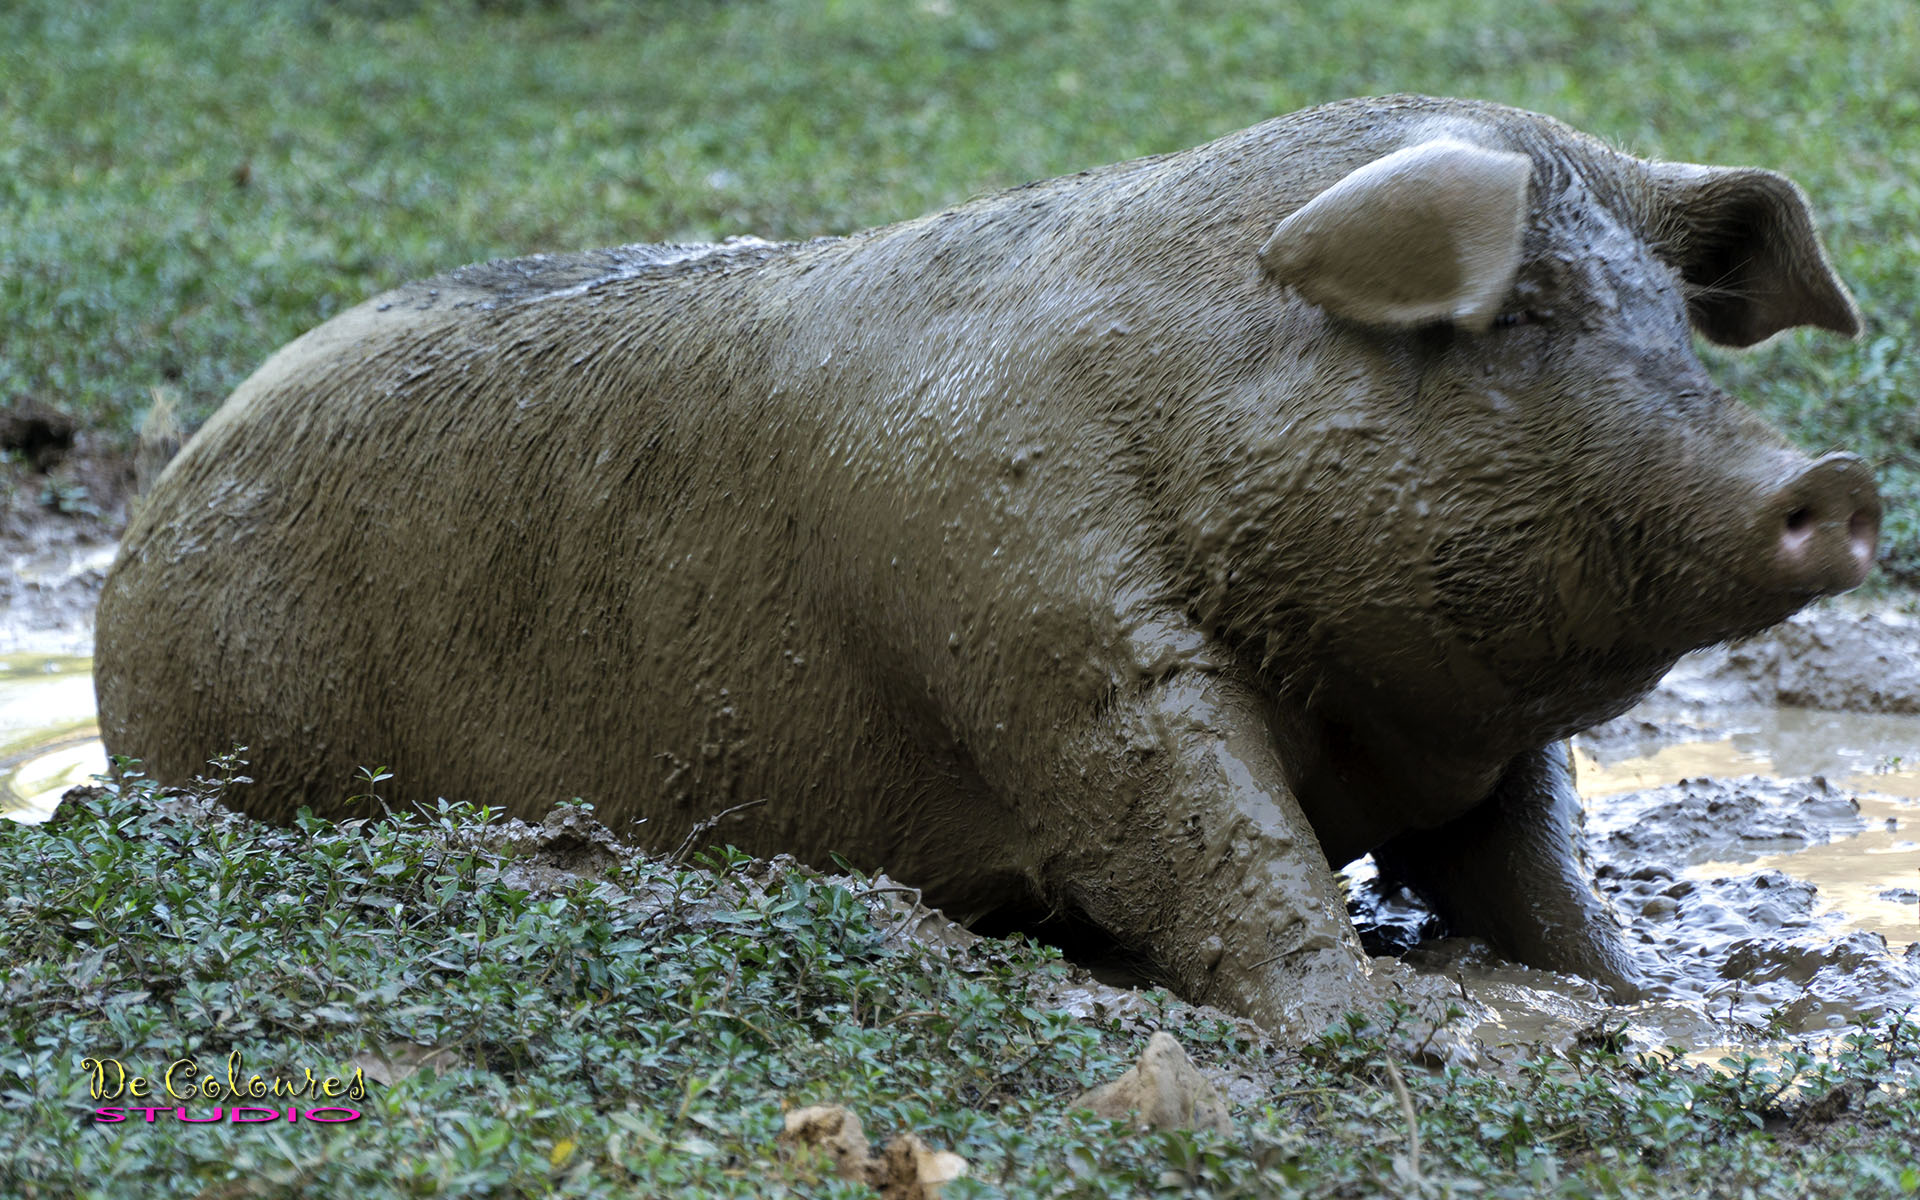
[[95, 95, 1880, 1037]]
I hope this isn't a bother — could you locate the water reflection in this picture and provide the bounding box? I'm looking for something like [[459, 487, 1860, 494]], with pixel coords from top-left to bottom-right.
[[0, 654, 105, 823], [1574, 708, 1920, 951]]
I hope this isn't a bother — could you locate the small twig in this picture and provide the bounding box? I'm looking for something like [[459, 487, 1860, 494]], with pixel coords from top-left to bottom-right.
[[863, 883, 926, 942], [670, 799, 768, 863], [1383, 1057, 1422, 1185], [704, 1008, 774, 1044], [1270, 1086, 1343, 1100], [862, 884, 925, 903]]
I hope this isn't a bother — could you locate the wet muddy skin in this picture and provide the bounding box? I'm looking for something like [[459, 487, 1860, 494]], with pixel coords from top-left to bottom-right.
[[3, 559, 1916, 1060], [87, 99, 1885, 1041]]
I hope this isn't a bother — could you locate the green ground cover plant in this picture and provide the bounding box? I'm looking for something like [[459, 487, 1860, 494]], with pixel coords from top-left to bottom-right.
[[7, 2, 1920, 1192], [3, 0, 1916, 573], [4, 772, 1920, 1197]]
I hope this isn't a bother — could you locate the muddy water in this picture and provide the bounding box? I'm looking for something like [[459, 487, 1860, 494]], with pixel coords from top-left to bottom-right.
[[1356, 694, 1920, 1059], [0, 654, 106, 823], [1577, 722, 1920, 950], [1572, 703, 1920, 1042]]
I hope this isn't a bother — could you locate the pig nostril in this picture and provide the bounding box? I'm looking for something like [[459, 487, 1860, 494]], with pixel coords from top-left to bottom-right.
[[1850, 507, 1880, 563], [1769, 452, 1880, 592]]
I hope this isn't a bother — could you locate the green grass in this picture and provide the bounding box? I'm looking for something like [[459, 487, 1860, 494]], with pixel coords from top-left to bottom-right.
[[5, 773, 1920, 1198], [5, 5, 1920, 1189], [5, 0, 1916, 579]]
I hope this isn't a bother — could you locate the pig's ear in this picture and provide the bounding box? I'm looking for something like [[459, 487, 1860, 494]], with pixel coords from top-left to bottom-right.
[[1648, 163, 1860, 347], [1258, 138, 1532, 331]]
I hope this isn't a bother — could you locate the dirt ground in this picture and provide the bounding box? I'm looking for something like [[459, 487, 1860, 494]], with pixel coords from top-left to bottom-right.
[[0, 440, 131, 655]]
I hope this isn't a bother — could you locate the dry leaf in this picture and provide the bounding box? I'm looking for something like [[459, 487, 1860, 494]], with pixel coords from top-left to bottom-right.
[[877, 1132, 969, 1200]]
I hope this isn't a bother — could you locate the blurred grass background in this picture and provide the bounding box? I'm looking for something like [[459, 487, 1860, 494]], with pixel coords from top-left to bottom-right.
[[3, 0, 1915, 575]]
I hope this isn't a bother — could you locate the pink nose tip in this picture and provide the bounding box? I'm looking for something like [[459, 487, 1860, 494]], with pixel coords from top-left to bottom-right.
[[1772, 452, 1880, 594]]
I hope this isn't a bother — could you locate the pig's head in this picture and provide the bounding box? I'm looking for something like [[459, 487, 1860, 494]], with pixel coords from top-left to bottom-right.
[[1180, 104, 1879, 749]]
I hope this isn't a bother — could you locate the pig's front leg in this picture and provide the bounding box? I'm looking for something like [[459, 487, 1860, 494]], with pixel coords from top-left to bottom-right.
[[1040, 669, 1386, 1041], [1371, 742, 1648, 999]]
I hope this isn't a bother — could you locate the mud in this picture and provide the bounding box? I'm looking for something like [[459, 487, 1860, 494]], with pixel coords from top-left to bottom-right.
[[1345, 596, 1920, 1059], [0, 440, 128, 656], [0, 443, 128, 813], [5, 519, 1918, 1059], [0, 654, 105, 818]]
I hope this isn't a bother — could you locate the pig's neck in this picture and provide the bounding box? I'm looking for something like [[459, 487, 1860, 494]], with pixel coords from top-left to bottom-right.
[[1264, 642, 1674, 864]]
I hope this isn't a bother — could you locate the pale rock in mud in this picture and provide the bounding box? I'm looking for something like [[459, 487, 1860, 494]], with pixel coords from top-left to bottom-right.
[[779, 1105, 968, 1199], [1072, 1032, 1233, 1134]]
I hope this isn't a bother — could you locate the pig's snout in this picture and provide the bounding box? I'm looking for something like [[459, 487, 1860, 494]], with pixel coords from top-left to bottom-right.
[[1767, 452, 1880, 594]]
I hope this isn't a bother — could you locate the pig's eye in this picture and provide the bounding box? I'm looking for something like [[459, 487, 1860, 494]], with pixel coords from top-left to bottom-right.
[[1492, 310, 1537, 329]]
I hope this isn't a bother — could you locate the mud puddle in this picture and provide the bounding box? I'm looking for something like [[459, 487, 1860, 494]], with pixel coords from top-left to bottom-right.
[[0, 508, 116, 822], [0, 654, 106, 822], [1572, 704, 1920, 1047], [1579, 725, 1920, 951], [1, 534, 115, 657]]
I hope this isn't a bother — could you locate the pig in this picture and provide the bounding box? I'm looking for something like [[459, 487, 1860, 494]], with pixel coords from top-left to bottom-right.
[[94, 95, 1880, 1038]]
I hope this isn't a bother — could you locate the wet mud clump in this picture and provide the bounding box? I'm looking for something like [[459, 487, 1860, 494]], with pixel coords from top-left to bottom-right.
[[1589, 776, 1920, 1033], [1665, 607, 1920, 716]]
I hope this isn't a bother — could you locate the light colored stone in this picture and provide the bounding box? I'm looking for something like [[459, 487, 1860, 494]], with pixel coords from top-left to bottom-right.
[[1072, 1032, 1233, 1134], [779, 1103, 969, 1198]]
